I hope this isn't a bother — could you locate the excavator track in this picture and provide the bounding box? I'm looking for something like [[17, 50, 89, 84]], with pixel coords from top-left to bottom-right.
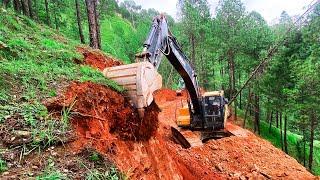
[[171, 127, 203, 148], [171, 122, 248, 148]]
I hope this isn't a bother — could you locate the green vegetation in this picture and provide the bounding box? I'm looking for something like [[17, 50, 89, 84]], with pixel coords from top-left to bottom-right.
[[0, 158, 7, 173], [0, 11, 122, 99], [238, 109, 320, 174], [85, 167, 124, 180], [36, 159, 67, 180], [82, 150, 125, 180], [0, 7, 123, 175]]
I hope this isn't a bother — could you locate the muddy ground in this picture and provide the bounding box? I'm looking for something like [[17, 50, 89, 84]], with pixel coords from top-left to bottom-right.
[[0, 47, 316, 179]]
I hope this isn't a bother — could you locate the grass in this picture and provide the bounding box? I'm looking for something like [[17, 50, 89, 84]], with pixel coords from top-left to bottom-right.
[[77, 150, 126, 180], [0, 158, 7, 173], [36, 159, 67, 180], [85, 167, 124, 180], [237, 109, 320, 175], [0, 9, 122, 103], [0, 9, 123, 167], [0, 9, 128, 178]]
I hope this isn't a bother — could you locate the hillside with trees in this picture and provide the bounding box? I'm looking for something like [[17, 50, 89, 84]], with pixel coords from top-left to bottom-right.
[[0, 0, 319, 178]]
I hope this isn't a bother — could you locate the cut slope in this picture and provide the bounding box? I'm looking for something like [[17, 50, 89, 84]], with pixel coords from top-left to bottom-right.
[[46, 81, 159, 142], [77, 46, 123, 71]]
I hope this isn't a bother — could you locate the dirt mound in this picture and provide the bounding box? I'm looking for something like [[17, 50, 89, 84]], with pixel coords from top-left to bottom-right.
[[154, 88, 177, 103], [45, 81, 158, 142], [76, 46, 123, 70]]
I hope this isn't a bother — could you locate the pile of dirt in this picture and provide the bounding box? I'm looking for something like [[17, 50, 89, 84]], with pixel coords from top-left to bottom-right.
[[45, 81, 159, 142], [76, 46, 123, 70], [154, 88, 177, 103]]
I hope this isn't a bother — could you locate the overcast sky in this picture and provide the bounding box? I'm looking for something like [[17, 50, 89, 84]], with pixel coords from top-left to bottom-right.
[[118, 0, 314, 24]]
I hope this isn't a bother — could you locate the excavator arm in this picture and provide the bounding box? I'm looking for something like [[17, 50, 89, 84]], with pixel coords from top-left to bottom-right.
[[138, 15, 202, 116], [104, 15, 203, 118]]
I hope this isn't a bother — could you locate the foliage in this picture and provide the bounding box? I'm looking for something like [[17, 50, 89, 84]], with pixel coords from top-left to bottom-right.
[[239, 109, 320, 174], [36, 159, 68, 180], [85, 167, 123, 180], [0, 158, 7, 173]]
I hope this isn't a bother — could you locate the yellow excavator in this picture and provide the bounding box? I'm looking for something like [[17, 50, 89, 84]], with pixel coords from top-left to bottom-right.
[[103, 15, 230, 148]]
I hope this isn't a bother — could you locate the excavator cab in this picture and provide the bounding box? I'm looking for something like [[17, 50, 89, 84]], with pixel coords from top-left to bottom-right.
[[177, 91, 229, 130], [202, 91, 229, 130]]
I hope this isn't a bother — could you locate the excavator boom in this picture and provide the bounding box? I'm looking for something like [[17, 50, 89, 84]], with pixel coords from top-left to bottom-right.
[[103, 15, 230, 148]]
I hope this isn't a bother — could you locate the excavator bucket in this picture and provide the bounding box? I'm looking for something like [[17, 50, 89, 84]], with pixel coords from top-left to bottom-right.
[[103, 62, 162, 117]]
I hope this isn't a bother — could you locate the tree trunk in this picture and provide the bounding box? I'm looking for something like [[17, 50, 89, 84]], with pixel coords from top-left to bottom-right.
[[191, 33, 196, 64], [219, 57, 225, 90], [13, 0, 21, 13], [85, 0, 100, 49], [33, 0, 38, 20], [280, 112, 283, 150], [54, 2, 59, 30], [303, 130, 306, 167], [234, 99, 238, 121], [44, 0, 50, 26], [237, 72, 242, 109], [254, 94, 260, 134], [243, 87, 251, 128], [2, 0, 10, 8], [284, 114, 288, 154], [269, 111, 273, 133], [239, 89, 242, 109], [93, 0, 101, 49], [228, 49, 235, 98], [276, 111, 279, 128], [27, 0, 33, 18], [75, 0, 85, 44], [20, 0, 29, 16], [308, 112, 316, 171]]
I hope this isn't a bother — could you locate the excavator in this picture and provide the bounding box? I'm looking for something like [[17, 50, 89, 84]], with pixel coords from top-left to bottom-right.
[[103, 15, 231, 148]]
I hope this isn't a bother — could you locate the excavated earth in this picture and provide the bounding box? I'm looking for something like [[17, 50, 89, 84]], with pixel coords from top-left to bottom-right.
[[1, 47, 315, 179], [64, 48, 316, 179], [58, 48, 316, 179], [46, 84, 315, 179]]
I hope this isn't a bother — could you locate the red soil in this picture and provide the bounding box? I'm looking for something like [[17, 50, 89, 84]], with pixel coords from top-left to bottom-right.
[[154, 88, 177, 103], [46, 81, 158, 142], [77, 46, 123, 70], [45, 84, 314, 179], [45, 84, 223, 179], [44, 50, 314, 179]]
